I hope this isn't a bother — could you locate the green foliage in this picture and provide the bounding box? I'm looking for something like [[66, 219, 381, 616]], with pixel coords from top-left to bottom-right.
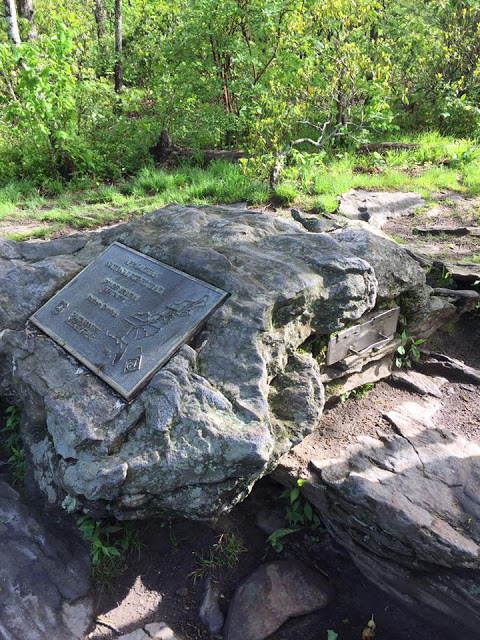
[[77, 515, 144, 584], [0, 22, 81, 181], [0, 1, 479, 186], [267, 478, 323, 552], [339, 383, 376, 402], [464, 254, 480, 265], [1, 406, 26, 484], [0, 131, 479, 240], [395, 330, 426, 369], [273, 182, 298, 206], [190, 532, 246, 582], [327, 631, 339, 640], [428, 265, 456, 288]]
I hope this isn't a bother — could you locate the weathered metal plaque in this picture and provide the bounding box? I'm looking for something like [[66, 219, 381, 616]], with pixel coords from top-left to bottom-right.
[[326, 307, 400, 366], [30, 242, 229, 399]]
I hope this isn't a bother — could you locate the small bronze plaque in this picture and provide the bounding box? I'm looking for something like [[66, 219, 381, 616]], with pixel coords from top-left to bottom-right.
[[30, 242, 229, 399]]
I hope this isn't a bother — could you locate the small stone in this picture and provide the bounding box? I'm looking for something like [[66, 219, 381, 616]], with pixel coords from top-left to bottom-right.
[[144, 622, 176, 639], [390, 369, 446, 398], [290, 208, 340, 233], [223, 560, 334, 640], [255, 509, 286, 536], [118, 630, 150, 640], [199, 576, 224, 635]]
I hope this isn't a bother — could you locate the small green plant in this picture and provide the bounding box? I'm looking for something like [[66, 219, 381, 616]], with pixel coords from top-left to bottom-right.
[[267, 479, 322, 552], [190, 532, 246, 583], [427, 264, 456, 288], [352, 383, 375, 399], [389, 234, 407, 245], [77, 516, 144, 585], [1, 405, 26, 484], [339, 383, 375, 402], [395, 330, 426, 368], [273, 182, 298, 205]]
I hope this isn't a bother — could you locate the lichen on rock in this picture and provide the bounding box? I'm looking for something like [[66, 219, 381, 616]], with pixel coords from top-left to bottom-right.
[[0, 204, 430, 520]]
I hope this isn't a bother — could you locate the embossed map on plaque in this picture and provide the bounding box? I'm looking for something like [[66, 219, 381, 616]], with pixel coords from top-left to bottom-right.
[[30, 242, 229, 399]]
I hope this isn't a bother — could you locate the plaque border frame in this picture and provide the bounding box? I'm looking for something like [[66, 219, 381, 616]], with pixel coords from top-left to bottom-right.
[[29, 241, 229, 401]]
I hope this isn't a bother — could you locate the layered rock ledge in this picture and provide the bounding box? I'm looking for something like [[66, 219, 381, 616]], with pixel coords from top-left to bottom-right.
[[273, 374, 480, 633]]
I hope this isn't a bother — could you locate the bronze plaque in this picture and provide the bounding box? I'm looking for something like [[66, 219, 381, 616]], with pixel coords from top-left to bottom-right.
[[30, 242, 229, 399]]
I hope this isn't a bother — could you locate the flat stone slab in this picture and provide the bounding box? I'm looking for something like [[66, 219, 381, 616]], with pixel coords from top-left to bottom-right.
[[445, 263, 480, 284], [273, 396, 480, 632], [390, 369, 446, 398], [30, 242, 228, 399], [413, 226, 470, 236], [339, 189, 424, 228], [415, 351, 480, 385]]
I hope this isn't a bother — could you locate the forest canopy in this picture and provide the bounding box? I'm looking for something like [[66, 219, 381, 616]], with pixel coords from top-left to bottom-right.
[[0, 0, 479, 185]]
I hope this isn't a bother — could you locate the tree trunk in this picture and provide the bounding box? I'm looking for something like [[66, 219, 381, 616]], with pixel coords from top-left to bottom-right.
[[93, 0, 106, 41], [17, 0, 37, 39], [3, 0, 21, 45], [114, 0, 123, 93], [357, 142, 420, 154], [149, 129, 247, 165]]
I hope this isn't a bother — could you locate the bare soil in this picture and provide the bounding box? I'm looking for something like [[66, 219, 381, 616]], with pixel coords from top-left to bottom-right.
[[382, 193, 480, 263]]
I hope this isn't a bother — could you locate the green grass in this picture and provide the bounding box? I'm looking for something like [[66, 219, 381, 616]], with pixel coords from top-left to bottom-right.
[[189, 532, 246, 583], [0, 132, 479, 241], [463, 253, 480, 264], [0, 161, 272, 240]]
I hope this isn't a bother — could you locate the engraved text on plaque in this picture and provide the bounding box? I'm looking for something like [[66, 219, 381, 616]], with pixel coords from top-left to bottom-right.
[[30, 242, 229, 399]]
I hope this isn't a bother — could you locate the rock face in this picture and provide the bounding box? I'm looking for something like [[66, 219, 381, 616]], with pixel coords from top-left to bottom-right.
[[273, 395, 480, 633], [339, 189, 424, 228], [0, 204, 431, 519], [0, 481, 93, 640], [331, 222, 426, 300], [223, 560, 334, 640]]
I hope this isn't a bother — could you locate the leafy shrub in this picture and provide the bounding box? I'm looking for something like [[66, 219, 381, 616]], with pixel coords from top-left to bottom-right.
[[267, 479, 323, 552]]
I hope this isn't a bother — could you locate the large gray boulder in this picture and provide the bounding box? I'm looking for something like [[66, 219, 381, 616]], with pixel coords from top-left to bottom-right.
[[0, 481, 93, 640], [0, 204, 428, 519]]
